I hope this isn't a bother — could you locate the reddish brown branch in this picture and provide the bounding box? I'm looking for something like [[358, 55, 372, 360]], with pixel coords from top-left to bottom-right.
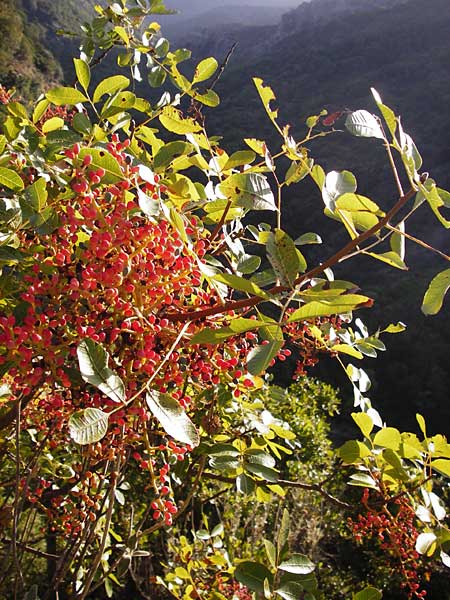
[[167, 186, 417, 322]]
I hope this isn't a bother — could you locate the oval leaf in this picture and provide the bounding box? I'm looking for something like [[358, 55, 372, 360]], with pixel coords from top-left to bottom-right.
[[93, 75, 130, 103], [146, 390, 199, 447], [77, 339, 125, 404], [0, 167, 24, 192], [46, 86, 88, 106], [266, 229, 304, 287], [235, 561, 273, 593], [353, 586, 383, 600], [422, 268, 450, 315], [345, 110, 384, 139], [278, 554, 315, 575], [69, 408, 109, 445]]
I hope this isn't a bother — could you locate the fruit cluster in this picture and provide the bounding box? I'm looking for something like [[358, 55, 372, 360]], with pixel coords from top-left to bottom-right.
[[0, 135, 264, 531], [348, 489, 428, 598]]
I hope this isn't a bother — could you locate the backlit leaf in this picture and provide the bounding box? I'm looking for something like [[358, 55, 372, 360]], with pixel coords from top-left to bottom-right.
[[46, 87, 88, 106], [159, 105, 202, 134], [77, 339, 125, 404], [146, 390, 200, 447], [266, 229, 303, 287], [278, 554, 315, 575], [193, 57, 218, 84], [422, 268, 450, 315], [93, 75, 129, 103], [345, 110, 384, 139], [69, 408, 109, 445], [288, 294, 370, 322], [0, 168, 24, 191]]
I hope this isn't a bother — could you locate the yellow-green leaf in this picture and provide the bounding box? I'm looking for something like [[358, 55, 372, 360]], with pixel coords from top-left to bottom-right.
[[93, 75, 130, 103], [422, 268, 450, 315], [46, 86, 88, 106], [288, 294, 370, 322], [159, 105, 201, 134], [73, 58, 91, 92], [193, 57, 218, 84]]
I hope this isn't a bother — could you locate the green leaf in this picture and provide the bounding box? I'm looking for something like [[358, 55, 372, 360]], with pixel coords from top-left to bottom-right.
[[153, 141, 193, 172], [245, 138, 265, 155], [372, 87, 397, 137], [148, 65, 167, 88], [235, 561, 273, 593], [22, 178, 47, 211], [247, 341, 283, 376], [190, 318, 268, 345], [237, 254, 261, 274], [0, 246, 25, 264], [417, 413, 427, 437], [77, 339, 125, 404], [146, 390, 199, 447], [46, 87, 88, 106], [431, 459, 450, 477], [72, 113, 92, 135], [365, 250, 407, 270], [348, 473, 378, 488], [193, 89, 220, 107], [219, 172, 276, 211], [93, 75, 129, 103], [278, 554, 315, 575], [422, 268, 450, 315], [417, 179, 450, 228], [0, 168, 24, 191], [275, 582, 306, 600], [338, 440, 371, 464], [69, 408, 109, 445], [383, 322, 406, 334], [294, 232, 322, 246], [253, 78, 278, 126], [373, 427, 401, 450], [213, 273, 269, 299], [264, 540, 277, 569], [78, 148, 123, 184], [193, 57, 218, 83], [159, 105, 202, 134], [236, 473, 256, 495], [266, 229, 303, 287], [223, 150, 256, 171], [277, 509, 290, 558], [288, 294, 370, 322], [336, 193, 381, 215], [322, 171, 357, 210], [345, 110, 384, 139], [42, 117, 64, 134], [245, 463, 279, 482], [352, 412, 374, 438], [74, 58, 90, 92], [284, 159, 313, 186], [353, 586, 383, 600]]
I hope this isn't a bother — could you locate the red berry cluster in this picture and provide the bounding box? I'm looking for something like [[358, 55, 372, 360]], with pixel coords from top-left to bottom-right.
[[283, 312, 344, 377], [0, 134, 264, 531], [216, 575, 252, 599], [348, 489, 428, 598], [0, 85, 13, 104]]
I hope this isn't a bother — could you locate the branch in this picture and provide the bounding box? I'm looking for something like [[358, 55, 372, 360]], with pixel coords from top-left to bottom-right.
[[167, 185, 418, 322], [202, 472, 352, 509]]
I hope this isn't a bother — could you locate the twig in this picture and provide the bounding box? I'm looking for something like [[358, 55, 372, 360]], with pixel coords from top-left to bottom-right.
[[202, 472, 352, 509]]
